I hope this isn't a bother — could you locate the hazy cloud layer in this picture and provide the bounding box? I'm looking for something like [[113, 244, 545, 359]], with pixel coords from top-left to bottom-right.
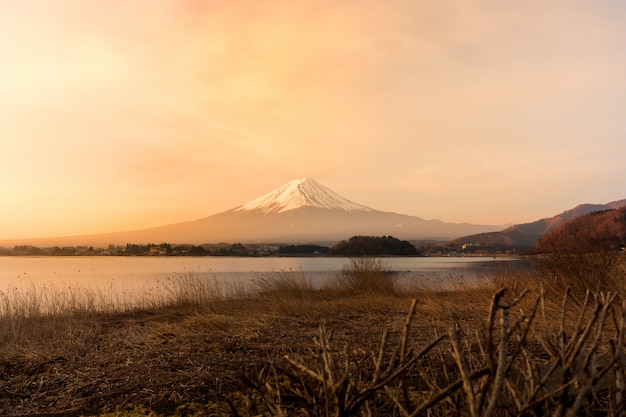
[[1, 0, 626, 238]]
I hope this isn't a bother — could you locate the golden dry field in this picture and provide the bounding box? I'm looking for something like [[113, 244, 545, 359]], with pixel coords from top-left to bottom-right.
[[0, 255, 625, 416]]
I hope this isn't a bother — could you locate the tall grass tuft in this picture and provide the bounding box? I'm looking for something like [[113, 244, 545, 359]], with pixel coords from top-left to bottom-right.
[[0, 282, 127, 318], [255, 268, 315, 299], [329, 257, 396, 295], [160, 267, 245, 309], [0, 268, 243, 320], [254, 269, 321, 315]]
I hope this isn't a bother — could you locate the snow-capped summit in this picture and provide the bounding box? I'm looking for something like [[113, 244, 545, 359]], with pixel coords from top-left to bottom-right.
[[236, 178, 373, 215]]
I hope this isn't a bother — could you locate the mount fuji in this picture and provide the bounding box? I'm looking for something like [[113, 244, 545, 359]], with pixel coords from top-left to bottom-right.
[[2, 179, 501, 246]]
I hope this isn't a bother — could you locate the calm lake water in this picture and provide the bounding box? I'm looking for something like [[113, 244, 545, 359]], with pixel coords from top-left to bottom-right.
[[0, 256, 528, 308]]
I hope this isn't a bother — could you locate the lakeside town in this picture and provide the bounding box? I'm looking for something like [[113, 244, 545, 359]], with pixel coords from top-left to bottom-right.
[[0, 239, 523, 257]]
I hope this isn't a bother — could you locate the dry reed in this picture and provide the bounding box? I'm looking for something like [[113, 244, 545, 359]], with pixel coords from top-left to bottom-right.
[[326, 257, 396, 295], [238, 288, 626, 417]]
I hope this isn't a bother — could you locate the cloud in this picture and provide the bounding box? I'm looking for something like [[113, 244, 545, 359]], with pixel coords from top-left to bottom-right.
[[2, 0, 626, 237]]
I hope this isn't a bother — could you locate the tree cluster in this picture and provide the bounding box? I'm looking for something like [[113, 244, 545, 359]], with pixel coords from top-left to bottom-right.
[[277, 245, 330, 256], [536, 207, 626, 254], [329, 235, 420, 256]]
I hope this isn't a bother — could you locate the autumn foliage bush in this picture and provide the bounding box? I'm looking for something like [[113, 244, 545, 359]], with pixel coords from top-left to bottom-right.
[[535, 207, 626, 296]]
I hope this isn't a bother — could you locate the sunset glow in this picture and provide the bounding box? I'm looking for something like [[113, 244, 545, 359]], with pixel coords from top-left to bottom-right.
[[2, 1, 626, 240]]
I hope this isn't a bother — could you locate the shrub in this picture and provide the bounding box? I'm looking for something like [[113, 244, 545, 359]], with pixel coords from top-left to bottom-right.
[[535, 208, 626, 297], [240, 289, 626, 416], [536, 232, 625, 297]]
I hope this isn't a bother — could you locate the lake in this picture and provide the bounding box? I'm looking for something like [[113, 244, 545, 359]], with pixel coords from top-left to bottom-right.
[[0, 256, 527, 309]]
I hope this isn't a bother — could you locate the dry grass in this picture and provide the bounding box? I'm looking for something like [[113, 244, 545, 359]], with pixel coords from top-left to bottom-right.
[[239, 288, 626, 417], [159, 267, 249, 309], [0, 258, 623, 416], [326, 257, 397, 295], [536, 238, 626, 298]]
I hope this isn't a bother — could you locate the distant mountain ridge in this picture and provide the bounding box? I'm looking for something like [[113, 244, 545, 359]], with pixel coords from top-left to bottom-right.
[[453, 199, 626, 248], [0, 178, 501, 247]]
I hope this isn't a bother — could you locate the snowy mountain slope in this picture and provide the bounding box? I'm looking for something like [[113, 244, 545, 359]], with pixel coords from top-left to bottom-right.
[[237, 178, 373, 214]]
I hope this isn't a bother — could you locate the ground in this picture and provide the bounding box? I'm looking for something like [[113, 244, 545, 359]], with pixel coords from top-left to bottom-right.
[[1, 269, 624, 417], [1, 292, 471, 416]]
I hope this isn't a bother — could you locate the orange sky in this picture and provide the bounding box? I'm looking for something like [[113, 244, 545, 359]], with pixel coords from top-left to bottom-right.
[[2, 0, 626, 240]]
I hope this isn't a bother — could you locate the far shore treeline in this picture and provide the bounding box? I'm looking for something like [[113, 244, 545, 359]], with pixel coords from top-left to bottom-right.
[[0, 236, 436, 257]]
